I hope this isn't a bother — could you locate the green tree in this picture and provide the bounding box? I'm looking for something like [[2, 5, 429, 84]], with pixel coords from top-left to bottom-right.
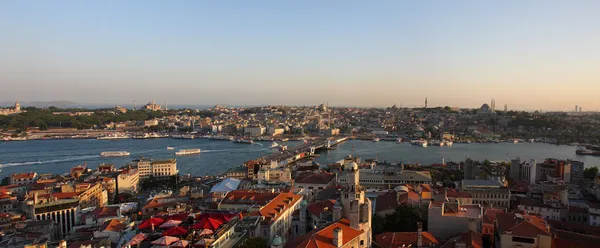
[[0, 177, 10, 186], [373, 205, 425, 235], [584, 167, 599, 180], [238, 237, 268, 248]]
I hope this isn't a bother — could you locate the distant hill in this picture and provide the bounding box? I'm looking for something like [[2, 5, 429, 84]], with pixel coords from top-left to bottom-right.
[[0, 100, 79, 109]]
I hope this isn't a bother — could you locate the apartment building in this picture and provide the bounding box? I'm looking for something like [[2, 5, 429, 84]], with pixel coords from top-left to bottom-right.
[[461, 180, 510, 208], [117, 168, 140, 194], [132, 158, 178, 179]]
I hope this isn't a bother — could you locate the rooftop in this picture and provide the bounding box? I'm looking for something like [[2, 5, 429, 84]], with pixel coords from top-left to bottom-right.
[[284, 218, 363, 248], [375, 231, 439, 248]]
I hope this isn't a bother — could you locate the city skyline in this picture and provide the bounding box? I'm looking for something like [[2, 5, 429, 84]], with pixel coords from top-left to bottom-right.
[[2, 1, 600, 110]]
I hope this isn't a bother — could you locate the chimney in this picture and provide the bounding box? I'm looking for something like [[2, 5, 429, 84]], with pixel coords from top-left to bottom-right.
[[468, 218, 477, 232], [417, 222, 423, 248], [333, 227, 343, 248]]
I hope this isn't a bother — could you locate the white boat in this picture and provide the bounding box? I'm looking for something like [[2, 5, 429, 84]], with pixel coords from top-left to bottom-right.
[[410, 140, 428, 147], [172, 134, 195, 139], [373, 138, 380, 142], [175, 149, 201, 156], [270, 142, 279, 148], [281, 138, 289, 142], [100, 151, 130, 157], [166, 147, 174, 150], [279, 145, 288, 151], [98, 133, 130, 140], [513, 139, 519, 144], [3, 136, 27, 141], [445, 141, 453, 146], [528, 139, 535, 143], [396, 138, 403, 143]]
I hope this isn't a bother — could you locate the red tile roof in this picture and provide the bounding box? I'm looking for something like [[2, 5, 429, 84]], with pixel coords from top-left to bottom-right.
[[441, 231, 482, 248], [285, 219, 363, 248], [253, 192, 302, 223], [220, 190, 279, 206], [483, 208, 504, 225], [307, 200, 336, 217], [375, 231, 439, 248], [496, 213, 550, 238], [11, 172, 36, 180], [102, 219, 127, 232], [295, 172, 335, 185]]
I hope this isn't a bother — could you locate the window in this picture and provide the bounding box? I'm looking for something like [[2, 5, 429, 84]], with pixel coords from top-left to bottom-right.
[[360, 240, 364, 246]]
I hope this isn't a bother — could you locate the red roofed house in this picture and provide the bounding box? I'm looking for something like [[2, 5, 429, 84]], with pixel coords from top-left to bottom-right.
[[285, 218, 365, 248], [307, 199, 335, 230], [250, 192, 303, 245], [217, 190, 279, 212], [375, 223, 439, 248], [494, 212, 552, 248], [482, 208, 504, 236], [294, 171, 335, 200], [10, 172, 37, 185]]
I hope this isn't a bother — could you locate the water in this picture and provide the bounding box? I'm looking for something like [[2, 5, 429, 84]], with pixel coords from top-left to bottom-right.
[[1, 139, 599, 178]]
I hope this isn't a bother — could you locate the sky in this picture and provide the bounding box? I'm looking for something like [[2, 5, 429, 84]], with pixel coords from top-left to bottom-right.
[[1, 1, 600, 111]]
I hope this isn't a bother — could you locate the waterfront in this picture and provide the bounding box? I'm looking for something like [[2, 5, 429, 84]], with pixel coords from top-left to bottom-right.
[[1, 139, 599, 178]]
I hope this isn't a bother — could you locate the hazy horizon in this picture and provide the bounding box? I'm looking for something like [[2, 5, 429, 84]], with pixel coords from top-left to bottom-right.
[[2, 1, 600, 111]]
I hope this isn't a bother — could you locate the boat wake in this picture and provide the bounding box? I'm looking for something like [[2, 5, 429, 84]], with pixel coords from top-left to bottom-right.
[[1, 155, 100, 168]]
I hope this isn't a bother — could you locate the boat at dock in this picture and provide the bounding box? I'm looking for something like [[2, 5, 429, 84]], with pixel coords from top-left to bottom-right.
[[270, 142, 279, 148], [166, 147, 174, 150], [445, 140, 453, 146], [100, 151, 130, 157], [172, 134, 195, 139], [431, 140, 444, 147], [410, 140, 428, 147], [396, 138, 403, 143], [373, 138, 380, 142], [233, 138, 254, 144], [175, 149, 201, 156]]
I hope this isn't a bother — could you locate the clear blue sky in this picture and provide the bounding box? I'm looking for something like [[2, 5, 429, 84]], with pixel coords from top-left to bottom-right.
[[1, 1, 599, 110]]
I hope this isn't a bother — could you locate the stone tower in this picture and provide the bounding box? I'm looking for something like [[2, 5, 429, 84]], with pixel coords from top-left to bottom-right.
[[14, 100, 20, 112], [334, 161, 372, 246]]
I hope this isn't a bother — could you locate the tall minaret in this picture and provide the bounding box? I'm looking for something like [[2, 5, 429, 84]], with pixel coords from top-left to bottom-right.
[[165, 101, 168, 111], [133, 100, 137, 110], [425, 97, 428, 108]]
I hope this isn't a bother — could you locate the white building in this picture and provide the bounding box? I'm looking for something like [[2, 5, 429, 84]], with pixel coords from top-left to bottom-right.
[[253, 192, 303, 244], [133, 158, 178, 179], [117, 169, 139, 194], [29, 198, 80, 238], [10, 172, 37, 185], [427, 201, 483, 240]]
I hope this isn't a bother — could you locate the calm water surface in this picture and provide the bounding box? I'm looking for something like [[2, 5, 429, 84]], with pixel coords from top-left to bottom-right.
[[0, 139, 598, 178]]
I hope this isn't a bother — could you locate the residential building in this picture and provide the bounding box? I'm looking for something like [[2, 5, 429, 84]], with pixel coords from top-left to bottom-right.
[[0, 194, 18, 213], [482, 208, 504, 237], [294, 172, 336, 201], [223, 166, 247, 179], [461, 180, 510, 208], [252, 192, 303, 244], [256, 167, 292, 185], [517, 198, 566, 221], [428, 201, 483, 240], [27, 198, 80, 238], [589, 203, 600, 227], [116, 168, 139, 194], [494, 212, 552, 248], [568, 160, 584, 184], [10, 172, 37, 185], [244, 125, 265, 136], [218, 190, 280, 212]]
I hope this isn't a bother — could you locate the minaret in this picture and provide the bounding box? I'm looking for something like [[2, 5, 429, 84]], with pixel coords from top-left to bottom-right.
[[425, 97, 428, 108], [165, 101, 168, 111], [339, 162, 372, 245], [133, 100, 137, 110]]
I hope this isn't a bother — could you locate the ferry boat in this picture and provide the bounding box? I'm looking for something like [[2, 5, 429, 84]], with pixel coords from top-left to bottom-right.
[[166, 147, 174, 150], [100, 151, 130, 157], [175, 149, 201, 156], [3, 136, 27, 141], [270, 142, 279, 148], [410, 140, 428, 147], [97, 133, 130, 140], [281, 138, 289, 142], [233, 138, 254, 144], [373, 138, 380, 142]]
